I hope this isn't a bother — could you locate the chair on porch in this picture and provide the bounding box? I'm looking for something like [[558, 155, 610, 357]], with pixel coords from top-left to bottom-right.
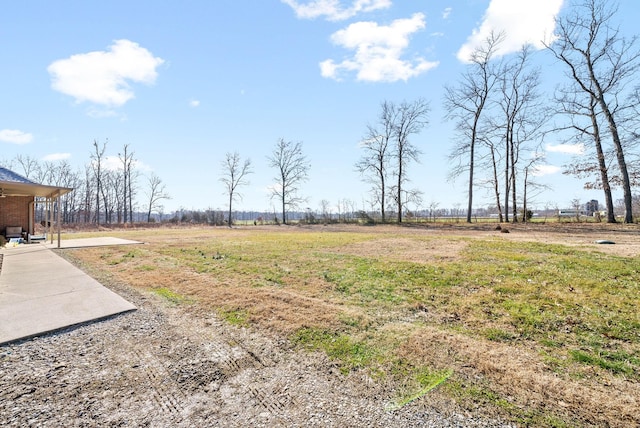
[[4, 226, 25, 240]]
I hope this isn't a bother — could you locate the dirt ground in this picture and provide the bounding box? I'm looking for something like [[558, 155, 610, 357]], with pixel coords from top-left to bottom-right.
[[1, 222, 638, 427]]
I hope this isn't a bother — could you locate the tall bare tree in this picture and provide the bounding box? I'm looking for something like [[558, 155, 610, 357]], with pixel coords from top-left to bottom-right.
[[355, 101, 395, 222], [444, 32, 503, 223], [547, 0, 640, 223], [90, 140, 107, 224], [145, 173, 171, 222], [496, 46, 546, 222], [391, 98, 430, 223], [118, 144, 136, 224], [556, 87, 617, 222], [267, 138, 310, 225], [220, 151, 253, 226], [81, 165, 94, 223]]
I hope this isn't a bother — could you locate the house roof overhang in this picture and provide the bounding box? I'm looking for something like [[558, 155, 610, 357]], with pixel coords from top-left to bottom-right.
[[0, 180, 73, 198]]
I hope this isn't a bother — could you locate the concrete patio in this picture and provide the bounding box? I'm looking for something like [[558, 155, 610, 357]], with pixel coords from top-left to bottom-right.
[[0, 238, 141, 345]]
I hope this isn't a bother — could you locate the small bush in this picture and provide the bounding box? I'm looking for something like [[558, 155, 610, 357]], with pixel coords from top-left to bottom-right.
[[356, 211, 375, 225]]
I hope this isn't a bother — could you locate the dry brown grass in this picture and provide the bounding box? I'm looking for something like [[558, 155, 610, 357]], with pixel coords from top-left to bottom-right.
[[63, 223, 640, 427], [400, 327, 639, 426], [331, 236, 468, 263]]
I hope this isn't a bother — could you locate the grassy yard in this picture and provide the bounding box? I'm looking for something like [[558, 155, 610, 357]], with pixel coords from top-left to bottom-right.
[[63, 224, 640, 427]]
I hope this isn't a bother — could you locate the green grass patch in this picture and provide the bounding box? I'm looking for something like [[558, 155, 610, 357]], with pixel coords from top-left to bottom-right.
[[291, 327, 379, 374], [444, 379, 571, 427], [484, 328, 518, 342], [386, 368, 453, 411], [569, 349, 639, 376], [219, 308, 249, 327], [151, 287, 189, 305]]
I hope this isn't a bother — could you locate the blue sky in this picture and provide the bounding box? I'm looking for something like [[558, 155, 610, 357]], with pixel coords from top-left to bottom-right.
[[1, 1, 638, 214]]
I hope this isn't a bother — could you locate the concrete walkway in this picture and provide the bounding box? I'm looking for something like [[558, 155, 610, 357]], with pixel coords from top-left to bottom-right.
[[0, 238, 141, 345]]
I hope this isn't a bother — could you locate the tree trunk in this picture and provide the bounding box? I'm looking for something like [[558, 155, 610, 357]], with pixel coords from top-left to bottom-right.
[[510, 142, 518, 223], [281, 189, 286, 225], [380, 175, 386, 223], [598, 103, 633, 223], [489, 146, 503, 222], [586, 39, 633, 223], [504, 134, 510, 223], [589, 95, 616, 223], [466, 137, 475, 223], [523, 167, 528, 223], [397, 162, 403, 224]]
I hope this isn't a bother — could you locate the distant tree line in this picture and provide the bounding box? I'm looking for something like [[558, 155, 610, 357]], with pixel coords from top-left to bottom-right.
[[0, 140, 171, 225]]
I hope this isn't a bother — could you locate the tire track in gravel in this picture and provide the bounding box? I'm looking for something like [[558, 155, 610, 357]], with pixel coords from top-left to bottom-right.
[[127, 345, 188, 422], [112, 305, 292, 426], [247, 381, 295, 414]]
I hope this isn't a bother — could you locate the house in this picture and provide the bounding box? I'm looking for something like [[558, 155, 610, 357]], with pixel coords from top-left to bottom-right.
[[0, 167, 73, 247]]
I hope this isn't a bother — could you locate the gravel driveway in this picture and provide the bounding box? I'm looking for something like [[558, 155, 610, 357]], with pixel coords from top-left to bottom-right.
[[0, 270, 513, 427]]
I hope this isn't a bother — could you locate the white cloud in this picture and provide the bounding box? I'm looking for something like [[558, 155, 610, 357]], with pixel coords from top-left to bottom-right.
[[48, 39, 164, 107], [102, 155, 152, 172], [531, 164, 561, 177], [442, 7, 452, 20], [103, 156, 122, 171], [456, 0, 564, 62], [87, 108, 121, 119], [189, 99, 201, 108], [321, 13, 439, 82], [546, 143, 585, 155], [43, 153, 71, 161], [0, 129, 33, 144], [282, 0, 391, 21]]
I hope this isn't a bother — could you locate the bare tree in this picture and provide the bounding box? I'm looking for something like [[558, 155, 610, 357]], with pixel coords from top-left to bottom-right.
[[483, 136, 505, 222], [496, 46, 547, 223], [355, 102, 394, 222], [0, 157, 14, 170], [428, 201, 440, 222], [391, 99, 430, 223], [319, 199, 331, 223], [556, 88, 617, 222], [267, 138, 310, 225], [81, 165, 94, 223], [90, 140, 107, 224], [219, 151, 253, 226], [521, 157, 551, 223], [118, 144, 136, 224], [145, 173, 171, 222], [444, 32, 503, 223], [547, 0, 640, 223], [14, 154, 41, 179]]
